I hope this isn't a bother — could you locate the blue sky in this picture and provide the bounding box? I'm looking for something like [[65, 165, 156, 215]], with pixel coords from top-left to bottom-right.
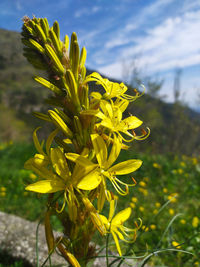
[[0, 0, 200, 108]]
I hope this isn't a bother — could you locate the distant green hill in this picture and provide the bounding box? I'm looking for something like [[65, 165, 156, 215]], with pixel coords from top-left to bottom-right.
[[0, 28, 200, 154]]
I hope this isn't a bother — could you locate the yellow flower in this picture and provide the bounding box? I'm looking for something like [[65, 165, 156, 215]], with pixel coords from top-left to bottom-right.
[[172, 241, 181, 248], [66, 134, 142, 195], [142, 189, 148, 196], [177, 168, 183, 174], [130, 203, 136, 209], [169, 209, 175, 215], [0, 191, 6, 197], [192, 217, 199, 228], [131, 197, 138, 203], [0, 187, 6, 192], [180, 219, 186, 225], [153, 209, 158, 214], [83, 100, 143, 142], [84, 72, 139, 101], [139, 206, 144, 212], [99, 200, 138, 256], [139, 181, 146, 187], [142, 225, 149, 232], [168, 193, 178, 203], [155, 202, 161, 208], [194, 261, 199, 266], [180, 161, 186, 167], [138, 188, 148, 196], [153, 162, 161, 169], [192, 157, 198, 165], [163, 188, 168, 193], [150, 224, 156, 230], [29, 173, 37, 180]]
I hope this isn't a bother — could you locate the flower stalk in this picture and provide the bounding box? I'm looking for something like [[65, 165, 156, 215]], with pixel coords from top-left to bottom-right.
[[21, 16, 148, 266]]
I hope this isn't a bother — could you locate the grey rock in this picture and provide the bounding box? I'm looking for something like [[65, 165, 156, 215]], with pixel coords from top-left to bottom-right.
[[0, 211, 141, 266]]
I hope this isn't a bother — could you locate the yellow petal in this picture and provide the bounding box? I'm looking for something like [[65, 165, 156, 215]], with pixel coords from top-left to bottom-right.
[[46, 128, 59, 155], [33, 127, 45, 155], [114, 227, 124, 240], [108, 199, 115, 221], [113, 207, 131, 225], [99, 214, 109, 225], [90, 92, 102, 99], [91, 134, 107, 168], [77, 170, 102, 190], [25, 179, 65, 193], [90, 212, 107, 236], [51, 148, 70, 179], [115, 99, 129, 113], [24, 158, 53, 179], [119, 116, 143, 131], [106, 135, 121, 168], [33, 154, 49, 167], [100, 100, 113, 118], [65, 153, 96, 167], [109, 159, 142, 175], [111, 231, 122, 256]]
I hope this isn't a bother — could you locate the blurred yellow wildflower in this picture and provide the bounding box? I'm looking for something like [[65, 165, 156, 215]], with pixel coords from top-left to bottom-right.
[[29, 173, 37, 180], [130, 202, 136, 209], [192, 216, 199, 228], [139, 187, 148, 196], [172, 241, 181, 249], [139, 181, 146, 187], [194, 261, 199, 266], [180, 219, 186, 225], [177, 168, 183, 174], [142, 225, 149, 232], [192, 157, 198, 165], [180, 161, 186, 167], [139, 206, 144, 212], [0, 187, 6, 192], [155, 202, 161, 208], [163, 188, 168, 193], [153, 162, 161, 169], [150, 224, 156, 230], [168, 193, 178, 203], [0, 192, 6, 197], [131, 197, 138, 203], [169, 209, 175, 215], [153, 209, 158, 214]]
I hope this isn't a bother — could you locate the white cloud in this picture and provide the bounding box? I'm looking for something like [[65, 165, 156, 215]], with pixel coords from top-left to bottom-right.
[[98, 61, 124, 80], [74, 6, 101, 18], [122, 10, 200, 73], [95, 6, 200, 107], [103, 0, 174, 50]]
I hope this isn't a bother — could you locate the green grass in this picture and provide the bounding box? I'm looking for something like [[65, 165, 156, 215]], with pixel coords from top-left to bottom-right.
[[0, 143, 200, 266]]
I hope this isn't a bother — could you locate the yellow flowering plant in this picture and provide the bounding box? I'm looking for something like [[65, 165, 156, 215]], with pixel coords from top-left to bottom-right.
[[21, 17, 148, 266]]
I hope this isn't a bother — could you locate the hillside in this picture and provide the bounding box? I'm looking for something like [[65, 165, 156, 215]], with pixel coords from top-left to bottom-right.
[[0, 28, 200, 154]]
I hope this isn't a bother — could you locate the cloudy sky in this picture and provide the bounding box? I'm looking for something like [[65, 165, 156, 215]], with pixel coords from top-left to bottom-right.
[[0, 0, 200, 108]]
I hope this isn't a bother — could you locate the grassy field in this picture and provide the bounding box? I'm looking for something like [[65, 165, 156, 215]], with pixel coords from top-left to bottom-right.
[[0, 142, 199, 266]]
